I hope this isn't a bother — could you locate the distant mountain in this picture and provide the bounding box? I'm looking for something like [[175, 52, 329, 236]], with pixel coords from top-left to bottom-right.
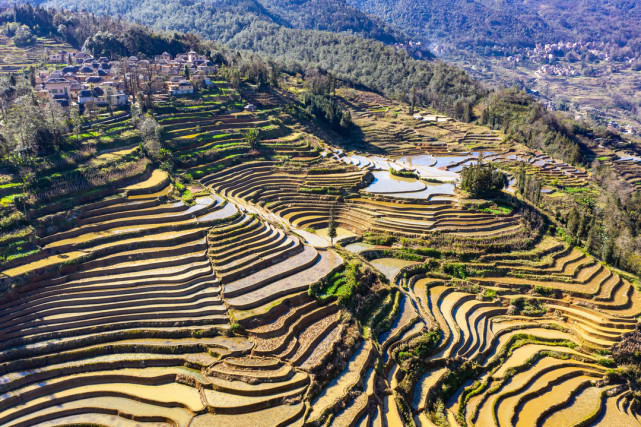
[[346, 0, 641, 55]]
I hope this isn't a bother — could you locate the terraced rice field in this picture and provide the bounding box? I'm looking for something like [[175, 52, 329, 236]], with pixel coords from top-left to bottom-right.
[[0, 168, 355, 426], [2, 84, 640, 426], [201, 160, 523, 240], [395, 231, 641, 425], [0, 35, 73, 73]]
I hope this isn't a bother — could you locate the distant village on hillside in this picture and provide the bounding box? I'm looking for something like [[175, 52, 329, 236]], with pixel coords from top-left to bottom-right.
[[37, 48, 219, 113]]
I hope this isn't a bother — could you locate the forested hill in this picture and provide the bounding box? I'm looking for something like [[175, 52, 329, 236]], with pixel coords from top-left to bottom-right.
[[345, 0, 545, 51], [29, 0, 405, 45], [252, 0, 404, 44], [346, 0, 641, 56]]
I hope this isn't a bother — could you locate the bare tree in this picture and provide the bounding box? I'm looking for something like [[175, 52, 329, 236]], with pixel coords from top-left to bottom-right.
[[84, 99, 99, 121], [2, 95, 39, 154], [104, 86, 115, 117], [70, 105, 82, 142], [139, 115, 162, 160], [42, 100, 68, 149]]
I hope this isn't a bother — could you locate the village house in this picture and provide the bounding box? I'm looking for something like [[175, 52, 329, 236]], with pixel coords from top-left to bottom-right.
[[71, 52, 92, 64], [197, 61, 217, 74], [51, 93, 69, 107], [154, 52, 172, 62], [49, 50, 69, 64], [109, 91, 129, 106], [78, 87, 105, 105], [168, 79, 194, 95], [41, 76, 72, 97], [68, 82, 84, 100], [77, 87, 128, 107]]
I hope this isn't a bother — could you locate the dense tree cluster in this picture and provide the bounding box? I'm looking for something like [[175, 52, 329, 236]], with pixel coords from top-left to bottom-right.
[[7, 23, 36, 46], [33, 0, 404, 45], [478, 88, 585, 165], [0, 4, 204, 59], [300, 93, 352, 134], [459, 162, 506, 198], [255, 0, 403, 44], [575, 163, 641, 273]]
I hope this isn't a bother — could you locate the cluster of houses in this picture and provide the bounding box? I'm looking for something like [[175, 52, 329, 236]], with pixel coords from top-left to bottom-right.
[[39, 49, 219, 110], [505, 41, 639, 66], [413, 113, 451, 123], [572, 109, 639, 135], [534, 63, 580, 77], [390, 41, 430, 60]]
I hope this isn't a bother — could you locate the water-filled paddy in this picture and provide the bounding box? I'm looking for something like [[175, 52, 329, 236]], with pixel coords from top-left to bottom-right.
[[396, 155, 436, 167], [389, 182, 455, 199], [432, 156, 472, 169], [365, 171, 426, 194], [618, 154, 641, 163], [449, 160, 478, 173], [369, 258, 417, 282], [344, 242, 376, 253]]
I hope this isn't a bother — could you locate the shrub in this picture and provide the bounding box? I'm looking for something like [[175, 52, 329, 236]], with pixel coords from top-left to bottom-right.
[[597, 358, 616, 368], [483, 288, 497, 299], [443, 263, 468, 279], [534, 285, 554, 296], [396, 328, 441, 363], [390, 168, 419, 179], [407, 247, 441, 258], [230, 322, 244, 335], [362, 233, 395, 246], [12, 25, 35, 46]]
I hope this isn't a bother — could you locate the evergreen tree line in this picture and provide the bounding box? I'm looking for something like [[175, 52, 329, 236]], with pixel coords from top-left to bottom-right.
[[300, 93, 352, 134], [516, 166, 542, 206]]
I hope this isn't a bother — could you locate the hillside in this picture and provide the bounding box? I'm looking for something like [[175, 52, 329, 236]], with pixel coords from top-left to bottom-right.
[[30, 0, 406, 45], [345, 0, 641, 134], [0, 33, 72, 73], [1, 5, 641, 427], [2, 66, 641, 426], [346, 0, 641, 55], [29, 0, 641, 133]]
